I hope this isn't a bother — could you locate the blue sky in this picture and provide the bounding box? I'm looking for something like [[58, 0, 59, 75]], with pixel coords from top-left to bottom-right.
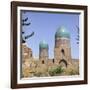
[[21, 11, 79, 59]]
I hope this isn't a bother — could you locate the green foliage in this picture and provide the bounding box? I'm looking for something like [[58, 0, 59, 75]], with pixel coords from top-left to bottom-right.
[[49, 66, 64, 76], [68, 70, 76, 75], [68, 69, 79, 75]]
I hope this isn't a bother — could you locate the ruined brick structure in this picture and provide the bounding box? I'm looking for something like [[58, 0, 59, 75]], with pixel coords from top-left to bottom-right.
[[22, 26, 79, 77]]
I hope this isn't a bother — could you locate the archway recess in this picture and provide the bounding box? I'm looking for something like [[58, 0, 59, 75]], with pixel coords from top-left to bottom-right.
[[59, 59, 67, 68]]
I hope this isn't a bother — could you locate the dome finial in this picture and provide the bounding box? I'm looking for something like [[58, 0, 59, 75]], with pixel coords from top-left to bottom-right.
[[39, 40, 48, 49], [55, 26, 70, 39]]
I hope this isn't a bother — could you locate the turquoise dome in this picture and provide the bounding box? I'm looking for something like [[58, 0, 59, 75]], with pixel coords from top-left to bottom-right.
[[55, 26, 70, 39], [39, 41, 48, 49]]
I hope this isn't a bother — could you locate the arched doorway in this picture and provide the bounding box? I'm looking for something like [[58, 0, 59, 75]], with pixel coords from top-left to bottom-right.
[[59, 59, 67, 69]]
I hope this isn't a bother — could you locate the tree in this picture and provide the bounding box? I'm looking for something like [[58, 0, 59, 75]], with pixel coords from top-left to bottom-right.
[[22, 15, 34, 43]]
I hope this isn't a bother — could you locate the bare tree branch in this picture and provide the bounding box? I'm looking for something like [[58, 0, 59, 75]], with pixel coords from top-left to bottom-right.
[[22, 17, 28, 22], [25, 32, 34, 39], [76, 25, 80, 44], [21, 14, 34, 43], [22, 22, 31, 26]]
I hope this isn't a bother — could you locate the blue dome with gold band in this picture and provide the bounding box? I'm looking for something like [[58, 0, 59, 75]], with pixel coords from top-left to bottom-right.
[[39, 41, 48, 49], [55, 26, 70, 39]]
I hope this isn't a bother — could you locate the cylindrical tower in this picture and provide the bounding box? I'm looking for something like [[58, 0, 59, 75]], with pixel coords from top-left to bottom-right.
[[55, 26, 70, 48], [39, 41, 49, 64], [54, 26, 71, 65]]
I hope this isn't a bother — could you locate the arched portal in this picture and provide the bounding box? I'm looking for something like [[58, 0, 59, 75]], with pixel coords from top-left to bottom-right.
[[59, 59, 67, 68]]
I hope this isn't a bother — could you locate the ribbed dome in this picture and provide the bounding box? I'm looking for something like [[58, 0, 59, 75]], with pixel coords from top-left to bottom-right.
[[39, 41, 48, 49], [55, 26, 70, 39]]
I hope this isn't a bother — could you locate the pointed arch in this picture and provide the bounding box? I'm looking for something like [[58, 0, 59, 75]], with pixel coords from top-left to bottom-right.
[[59, 59, 67, 68]]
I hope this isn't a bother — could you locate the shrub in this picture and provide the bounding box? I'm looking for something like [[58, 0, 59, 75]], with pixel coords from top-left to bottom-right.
[[65, 67, 79, 75], [49, 66, 64, 76], [68, 69, 79, 75], [34, 72, 42, 77]]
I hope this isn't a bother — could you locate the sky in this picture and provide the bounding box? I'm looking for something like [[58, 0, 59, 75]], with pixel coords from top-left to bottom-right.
[[21, 10, 79, 59]]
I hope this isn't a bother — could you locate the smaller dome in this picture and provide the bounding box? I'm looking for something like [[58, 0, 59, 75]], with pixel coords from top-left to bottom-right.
[[55, 26, 70, 39], [39, 41, 48, 49]]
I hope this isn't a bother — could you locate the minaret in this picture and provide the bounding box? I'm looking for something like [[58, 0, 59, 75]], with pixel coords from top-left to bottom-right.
[[39, 41, 49, 64], [54, 26, 71, 66]]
